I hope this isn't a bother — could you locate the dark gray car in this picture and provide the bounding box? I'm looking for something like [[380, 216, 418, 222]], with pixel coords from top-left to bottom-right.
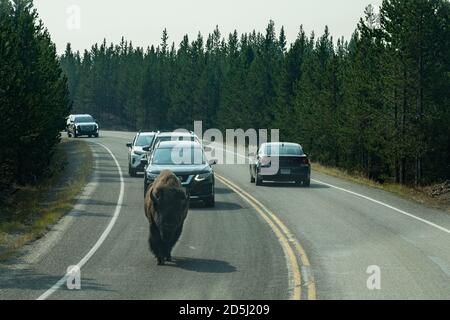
[[249, 142, 311, 187], [144, 141, 217, 207]]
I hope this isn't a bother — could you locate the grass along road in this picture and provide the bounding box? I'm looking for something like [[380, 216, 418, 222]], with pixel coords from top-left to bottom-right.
[[312, 162, 450, 214], [0, 139, 93, 260]]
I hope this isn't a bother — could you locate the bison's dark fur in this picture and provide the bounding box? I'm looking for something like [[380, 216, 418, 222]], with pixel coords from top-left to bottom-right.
[[144, 170, 189, 265]]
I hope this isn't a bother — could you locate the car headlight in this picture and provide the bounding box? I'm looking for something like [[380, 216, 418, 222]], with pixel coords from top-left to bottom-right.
[[147, 172, 159, 180], [132, 150, 146, 156], [195, 172, 212, 181]]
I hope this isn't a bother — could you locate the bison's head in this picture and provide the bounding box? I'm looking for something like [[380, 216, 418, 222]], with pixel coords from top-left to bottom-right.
[[151, 187, 189, 241]]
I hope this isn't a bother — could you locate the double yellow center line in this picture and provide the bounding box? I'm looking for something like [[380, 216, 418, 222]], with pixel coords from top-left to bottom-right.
[[216, 174, 316, 300]]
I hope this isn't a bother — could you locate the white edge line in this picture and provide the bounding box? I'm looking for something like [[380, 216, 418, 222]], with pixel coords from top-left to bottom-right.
[[13, 165, 100, 269], [208, 141, 450, 236], [37, 142, 124, 300], [311, 178, 450, 235]]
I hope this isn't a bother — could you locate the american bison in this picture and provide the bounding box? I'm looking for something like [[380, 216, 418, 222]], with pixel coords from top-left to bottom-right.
[[144, 170, 189, 265]]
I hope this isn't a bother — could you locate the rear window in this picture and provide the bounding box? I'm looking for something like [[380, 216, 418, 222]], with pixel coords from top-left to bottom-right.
[[264, 144, 304, 156], [135, 134, 155, 147], [155, 135, 195, 145]]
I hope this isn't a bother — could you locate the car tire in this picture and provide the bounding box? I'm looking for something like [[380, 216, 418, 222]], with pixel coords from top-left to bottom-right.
[[67, 132, 71, 138], [256, 174, 263, 186], [129, 165, 137, 177], [73, 132, 78, 138], [88, 135, 92, 138], [303, 179, 311, 187], [144, 181, 149, 197], [204, 194, 215, 208], [250, 169, 255, 183], [95, 133, 99, 138]]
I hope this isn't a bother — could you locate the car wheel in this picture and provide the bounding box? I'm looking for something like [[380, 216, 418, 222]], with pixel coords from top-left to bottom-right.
[[144, 181, 149, 197], [204, 194, 215, 208], [256, 174, 263, 186], [303, 179, 311, 187], [73, 132, 78, 138], [95, 133, 99, 138], [129, 165, 137, 177], [67, 132, 71, 138], [250, 168, 255, 183], [88, 135, 92, 138]]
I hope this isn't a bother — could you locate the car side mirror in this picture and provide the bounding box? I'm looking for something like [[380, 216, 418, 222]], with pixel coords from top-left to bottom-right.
[[208, 159, 218, 166], [126, 143, 132, 148], [143, 146, 150, 152]]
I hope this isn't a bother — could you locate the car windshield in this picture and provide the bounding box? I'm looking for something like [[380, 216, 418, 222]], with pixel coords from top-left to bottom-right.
[[75, 116, 94, 123], [264, 144, 304, 156], [152, 147, 206, 165], [136, 134, 155, 147]]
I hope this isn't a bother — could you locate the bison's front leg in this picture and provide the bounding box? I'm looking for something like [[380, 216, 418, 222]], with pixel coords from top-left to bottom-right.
[[162, 238, 173, 262], [164, 224, 184, 262], [149, 223, 165, 265], [162, 239, 173, 262], [165, 251, 172, 262]]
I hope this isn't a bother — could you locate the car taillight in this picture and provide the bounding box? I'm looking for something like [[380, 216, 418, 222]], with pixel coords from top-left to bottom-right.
[[260, 156, 271, 167]]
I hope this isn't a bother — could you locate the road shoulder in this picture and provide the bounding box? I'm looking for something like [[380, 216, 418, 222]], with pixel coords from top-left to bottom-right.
[[0, 138, 93, 261], [312, 163, 450, 214]]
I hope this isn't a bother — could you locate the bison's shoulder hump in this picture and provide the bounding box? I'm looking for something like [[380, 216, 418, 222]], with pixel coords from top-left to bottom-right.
[[154, 170, 181, 189]]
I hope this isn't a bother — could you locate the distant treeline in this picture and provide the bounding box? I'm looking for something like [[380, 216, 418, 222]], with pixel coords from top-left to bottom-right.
[[61, 0, 449, 186], [0, 0, 69, 193]]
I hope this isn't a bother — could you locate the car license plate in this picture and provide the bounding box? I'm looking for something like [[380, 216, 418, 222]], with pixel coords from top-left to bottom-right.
[[280, 169, 291, 175]]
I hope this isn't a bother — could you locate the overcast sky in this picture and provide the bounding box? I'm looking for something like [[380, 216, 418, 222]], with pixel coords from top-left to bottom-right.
[[33, 0, 382, 54]]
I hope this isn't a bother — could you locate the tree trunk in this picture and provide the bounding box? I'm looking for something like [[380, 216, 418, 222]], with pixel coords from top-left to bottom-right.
[[415, 17, 424, 187]]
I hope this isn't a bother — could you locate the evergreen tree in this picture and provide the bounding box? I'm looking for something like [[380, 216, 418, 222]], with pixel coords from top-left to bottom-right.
[[57, 1, 450, 186], [0, 0, 70, 193]]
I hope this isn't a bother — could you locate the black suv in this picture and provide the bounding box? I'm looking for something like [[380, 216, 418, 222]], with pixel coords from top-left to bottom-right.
[[67, 114, 99, 138], [144, 140, 217, 207]]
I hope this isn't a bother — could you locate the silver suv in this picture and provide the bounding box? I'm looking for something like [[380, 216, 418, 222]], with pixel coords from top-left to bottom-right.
[[126, 132, 156, 177]]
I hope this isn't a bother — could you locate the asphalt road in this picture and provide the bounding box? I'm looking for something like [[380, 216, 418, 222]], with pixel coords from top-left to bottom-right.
[[1, 130, 449, 300]]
